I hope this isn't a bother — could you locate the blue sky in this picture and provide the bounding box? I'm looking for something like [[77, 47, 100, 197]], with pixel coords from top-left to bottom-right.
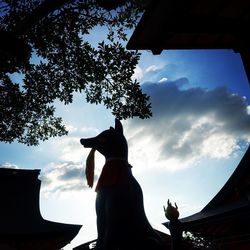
[[1, 47, 250, 249]]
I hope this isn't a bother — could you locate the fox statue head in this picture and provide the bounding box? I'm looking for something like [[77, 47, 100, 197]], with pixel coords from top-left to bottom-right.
[[80, 119, 128, 188], [80, 119, 128, 160]]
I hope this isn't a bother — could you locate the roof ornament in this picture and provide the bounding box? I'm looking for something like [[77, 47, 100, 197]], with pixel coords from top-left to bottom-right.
[[164, 199, 180, 220]]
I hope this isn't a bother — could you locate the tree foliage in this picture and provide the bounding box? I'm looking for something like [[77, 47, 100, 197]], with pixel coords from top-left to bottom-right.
[[0, 0, 151, 145]]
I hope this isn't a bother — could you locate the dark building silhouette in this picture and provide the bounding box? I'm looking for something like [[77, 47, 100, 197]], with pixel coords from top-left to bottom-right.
[[127, 0, 250, 82], [0, 168, 81, 250]]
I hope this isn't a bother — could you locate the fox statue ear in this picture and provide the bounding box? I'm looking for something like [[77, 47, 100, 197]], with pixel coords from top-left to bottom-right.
[[115, 118, 123, 134]]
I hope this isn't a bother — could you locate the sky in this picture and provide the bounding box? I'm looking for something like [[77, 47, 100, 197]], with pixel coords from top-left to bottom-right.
[[1, 41, 250, 249]]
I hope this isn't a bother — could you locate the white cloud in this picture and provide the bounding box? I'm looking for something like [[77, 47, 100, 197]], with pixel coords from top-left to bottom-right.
[[132, 65, 143, 81], [125, 79, 250, 171], [64, 124, 99, 136], [159, 77, 168, 83], [65, 124, 78, 133], [201, 133, 239, 158], [40, 161, 87, 197], [247, 105, 250, 115], [80, 126, 99, 135], [145, 64, 162, 73], [47, 136, 85, 162], [40, 150, 105, 196], [0, 162, 19, 169]]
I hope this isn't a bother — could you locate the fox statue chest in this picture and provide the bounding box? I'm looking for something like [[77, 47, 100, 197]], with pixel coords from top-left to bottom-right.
[[95, 159, 132, 191]]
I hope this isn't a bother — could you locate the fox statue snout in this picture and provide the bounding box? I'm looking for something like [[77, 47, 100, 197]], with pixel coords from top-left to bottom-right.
[[80, 138, 96, 148], [80, 119, 128, 160]]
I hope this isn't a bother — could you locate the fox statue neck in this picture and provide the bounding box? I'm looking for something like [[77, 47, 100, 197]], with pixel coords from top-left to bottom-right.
[[105, 153, 128, 162], [105, 157, 128, 163], [102, 143, 128, 161]]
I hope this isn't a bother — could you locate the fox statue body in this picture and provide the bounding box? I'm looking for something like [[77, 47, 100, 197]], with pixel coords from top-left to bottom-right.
[[80, 119, 163, 250]]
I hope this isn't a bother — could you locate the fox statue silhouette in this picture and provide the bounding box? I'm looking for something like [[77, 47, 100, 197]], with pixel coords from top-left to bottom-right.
[[80, 119, 163, 250]]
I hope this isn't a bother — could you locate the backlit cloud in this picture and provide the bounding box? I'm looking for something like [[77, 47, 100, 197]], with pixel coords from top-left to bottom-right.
[[40, 161, 89, 196], [125, 79, 250, 170], [144, 63, 179, 82], [65, 124, 78, 133], [0, 163, 19, 169], [40, 153, 105, 195], [159, 77, 168, 83], [145, 64, 162, 73], [132, 65, 143, 81], [42, 136, 85, 162]]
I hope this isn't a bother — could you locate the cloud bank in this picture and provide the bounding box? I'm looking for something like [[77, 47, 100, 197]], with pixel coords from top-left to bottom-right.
[[40, 161, 90, 196], [125, 78, 250, 170], [35, 124, 105, 195], [28, 77, 250, 194]]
